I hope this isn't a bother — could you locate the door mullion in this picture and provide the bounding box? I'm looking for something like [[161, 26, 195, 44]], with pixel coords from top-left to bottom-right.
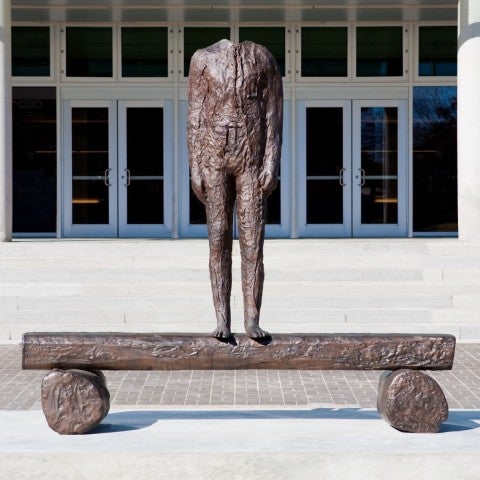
[[343, 100, 353, 238], [115, 100, 120, 237]]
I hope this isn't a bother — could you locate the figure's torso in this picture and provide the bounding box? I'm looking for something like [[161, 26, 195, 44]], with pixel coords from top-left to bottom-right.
[[188, 39, 279, 171], [199, 40, 268, 128]]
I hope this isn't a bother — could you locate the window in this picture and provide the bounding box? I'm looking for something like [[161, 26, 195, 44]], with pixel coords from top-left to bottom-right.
[[413, 86, 457, 233], [301, 27, 348, 77], [13, 87, 57, 234], [239, 27, 286, 76], [183, 27, 230, 76], [419, 26, 457, 77], [356, 27, 403, 77], [121, 27, 169, 78], [66, 27, 113, 77], [12, 27, 50, 77]]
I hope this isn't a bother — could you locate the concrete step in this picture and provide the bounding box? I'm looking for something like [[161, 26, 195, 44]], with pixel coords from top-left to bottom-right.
[[0, 238, 477, 258], [0, 280, 479, 296], [0, 267, 428, 283], [0, 251, 424, 266], [0, 293, 454, 310], [1, 238, 480, 343], [1, 306, 471, 339]]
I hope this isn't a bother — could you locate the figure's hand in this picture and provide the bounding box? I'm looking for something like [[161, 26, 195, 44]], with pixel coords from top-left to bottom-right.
[[191, 170, 207, 204], [260, 170, 278, 197]]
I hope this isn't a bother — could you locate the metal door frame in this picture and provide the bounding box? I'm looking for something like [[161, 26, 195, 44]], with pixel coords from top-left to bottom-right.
[[117, 99, 173, 237], [62, 99, 118, 237], [297, 99, 352, 237], [297, 98, 408, 237], [63, 99, 173, 237], [352, 99, 408, 237]]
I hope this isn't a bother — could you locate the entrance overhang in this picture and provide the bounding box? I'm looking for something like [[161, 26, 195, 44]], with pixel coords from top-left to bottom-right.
[[11, 1, 458, 24]]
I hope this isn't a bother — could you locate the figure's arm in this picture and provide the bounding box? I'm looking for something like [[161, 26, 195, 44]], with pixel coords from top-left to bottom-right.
[[260, 51, 283, 196], [187, 50, 208, 204]]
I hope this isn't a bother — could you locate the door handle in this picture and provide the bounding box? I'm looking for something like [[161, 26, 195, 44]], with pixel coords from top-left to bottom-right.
[[359, 168, 366, 186], [339, 168, 346, 186], [124, 169, 131, 187], [104, 168, 112, 187]]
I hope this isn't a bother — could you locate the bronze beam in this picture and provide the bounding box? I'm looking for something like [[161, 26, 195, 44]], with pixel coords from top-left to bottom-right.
[[22, 332, 455, 371]]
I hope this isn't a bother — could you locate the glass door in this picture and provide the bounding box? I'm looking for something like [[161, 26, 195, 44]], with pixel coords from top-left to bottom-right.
[[118, 101, 172, 237], [297, 100, 352, 237], [63, 100, 118, 237], [63, 99, 172, 237], [298, 99, 407, 237], [352, 100, 407, 237]]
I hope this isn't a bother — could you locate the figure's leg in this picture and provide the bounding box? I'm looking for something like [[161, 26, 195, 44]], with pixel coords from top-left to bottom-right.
[[236, 166, 269, 339], [205, 170, 236, 339]]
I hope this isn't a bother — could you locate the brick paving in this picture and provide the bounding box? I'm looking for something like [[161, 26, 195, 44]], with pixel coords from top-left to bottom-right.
[[1, 344, 480, 411]]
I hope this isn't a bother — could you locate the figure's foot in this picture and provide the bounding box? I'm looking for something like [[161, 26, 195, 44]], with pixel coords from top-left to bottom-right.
[[244, 321, 270, 339], [213, 325, 232, 339]]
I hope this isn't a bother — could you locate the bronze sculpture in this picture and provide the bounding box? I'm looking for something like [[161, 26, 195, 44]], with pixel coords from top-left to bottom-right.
[[187, 39, 283, 339], [21, 40, 456, 438], [24, 332, 455, 434]]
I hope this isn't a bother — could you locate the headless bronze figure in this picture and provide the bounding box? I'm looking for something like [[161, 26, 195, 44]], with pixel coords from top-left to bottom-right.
[[187, 40, 283, 339]]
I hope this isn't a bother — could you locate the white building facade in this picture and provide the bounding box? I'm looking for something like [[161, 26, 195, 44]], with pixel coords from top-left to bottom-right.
[[0, 1, 475, 241]]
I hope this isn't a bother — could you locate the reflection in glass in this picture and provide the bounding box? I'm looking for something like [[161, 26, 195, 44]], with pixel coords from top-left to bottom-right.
[[127, 181, 164, 224], [266, 182, 281, 225], [361, 107, 398, 224], [12, 27, 50, 76], [127, 108, 163, 176], [356, 27, 403, 77], [66, 27, 113, 77], [306, 107, 344, 224], [184, 27, 230, 76], [72, 108, 109, 224], [419, 27, 457, 76], [190, 187, 207, 225], [301, 27, 348, 77], [73, 180, 109, 225], [122, 27, 168, 77], [239, 27, 285, 76], [307, 108, 343, 176], [13, 87, 56, 233], [361, 179, 398, 225], [413, 87, 457, 232], [307, 180, 343, 224], [126, 107, 164, 224]]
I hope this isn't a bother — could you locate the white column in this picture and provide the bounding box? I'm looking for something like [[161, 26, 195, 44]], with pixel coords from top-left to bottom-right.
[[0, 0, 11, 241], [458, 0, 480, 241]]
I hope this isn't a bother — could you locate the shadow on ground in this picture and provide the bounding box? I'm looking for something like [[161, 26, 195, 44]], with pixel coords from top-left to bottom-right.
[[90, 408, 480, 435]]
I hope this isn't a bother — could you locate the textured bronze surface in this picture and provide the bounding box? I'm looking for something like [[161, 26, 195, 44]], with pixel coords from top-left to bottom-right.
[[187, 39, 283, 339], [23, 332, 455, 371], [377, 369, 449, 433], [41, 369, 110, 434]]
